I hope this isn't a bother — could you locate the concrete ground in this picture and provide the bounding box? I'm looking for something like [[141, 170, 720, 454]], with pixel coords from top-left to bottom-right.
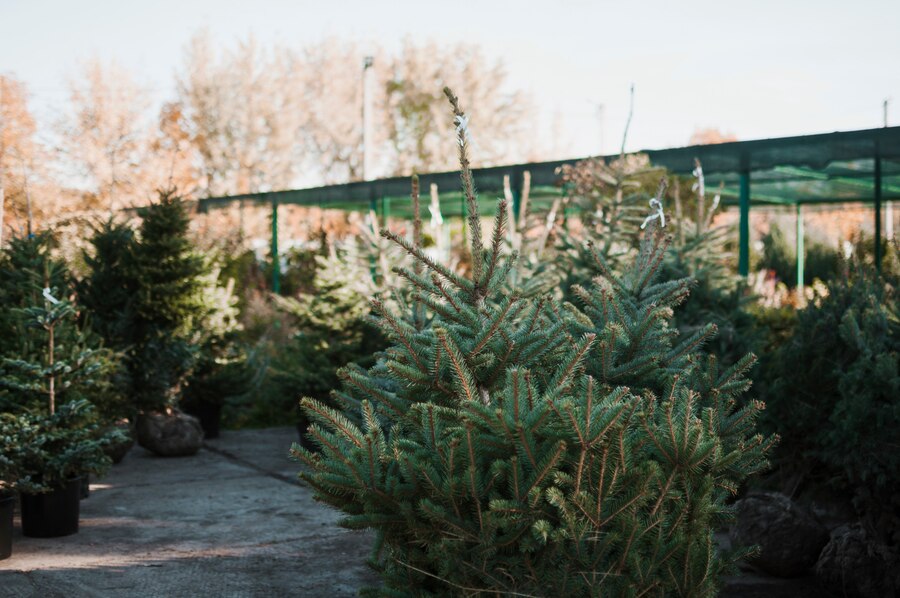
[[0, 426, 821, 598], [0, 427, 378, 598]]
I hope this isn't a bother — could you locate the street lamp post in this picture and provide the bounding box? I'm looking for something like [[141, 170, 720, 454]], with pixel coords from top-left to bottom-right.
[[885, 98, 894, 240], [361, 56, 374, 181]]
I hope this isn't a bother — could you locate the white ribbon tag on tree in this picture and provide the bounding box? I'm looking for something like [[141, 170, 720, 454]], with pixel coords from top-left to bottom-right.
[[42, 287, 60, 305], [640, 197, 666, 230]]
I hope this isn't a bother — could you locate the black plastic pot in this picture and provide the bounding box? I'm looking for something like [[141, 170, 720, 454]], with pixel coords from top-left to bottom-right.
[[185, 402, 222, 439], [80, 474, 90, 500], [0, 492, 14, 560], [20, 477, 81, 538]]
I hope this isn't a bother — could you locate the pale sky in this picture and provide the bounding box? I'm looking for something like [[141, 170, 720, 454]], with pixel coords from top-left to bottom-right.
[[2, 0, 899, 165]]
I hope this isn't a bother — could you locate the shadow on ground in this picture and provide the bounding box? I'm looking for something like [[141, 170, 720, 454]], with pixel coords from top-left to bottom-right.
[[0, 427, 377, 597]]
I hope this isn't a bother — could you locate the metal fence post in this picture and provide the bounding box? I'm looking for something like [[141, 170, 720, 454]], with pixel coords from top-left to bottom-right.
[[875, 142, 883, 271], [511, 169, 522, 223], [271, 197, 280, 294], [738, 170, 751, 276]]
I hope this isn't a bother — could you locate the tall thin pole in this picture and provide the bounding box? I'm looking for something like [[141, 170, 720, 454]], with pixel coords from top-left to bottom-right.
[[738, 169, 751, 276], [874, 144, 882, 271], [885, 100, 894, 240], [361, 56, 374, 182], [271, 198, 280, 294]]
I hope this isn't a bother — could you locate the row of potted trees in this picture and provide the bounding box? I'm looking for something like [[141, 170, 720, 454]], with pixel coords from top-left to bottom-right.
[[0, 260, 125, 556], [0, 192, 250, 560]]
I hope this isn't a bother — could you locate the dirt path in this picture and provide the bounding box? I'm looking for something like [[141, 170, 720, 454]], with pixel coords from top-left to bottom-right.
[[0, 427, 377, 597]]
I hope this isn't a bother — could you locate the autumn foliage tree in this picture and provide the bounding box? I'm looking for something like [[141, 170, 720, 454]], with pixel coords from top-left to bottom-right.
[[0, 75, 42, 237], [57, 59, 149, 212], [3, 35, 538, 225]]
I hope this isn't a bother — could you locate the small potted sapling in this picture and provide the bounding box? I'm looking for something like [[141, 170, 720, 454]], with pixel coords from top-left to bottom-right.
[[0, 288, 124, 537]]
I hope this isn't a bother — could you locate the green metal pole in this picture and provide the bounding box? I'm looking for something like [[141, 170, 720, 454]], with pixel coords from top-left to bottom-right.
[[271, 198, 280, 294], [368, 193, 378, 281], [875, 146, 883, 271], [511, 170, 522, 222], [796, 203, 805, 294], [738, 170, 751, 276], [382, 196, 391, 222]]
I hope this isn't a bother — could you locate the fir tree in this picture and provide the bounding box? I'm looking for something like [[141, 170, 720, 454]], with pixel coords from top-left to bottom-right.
[[80, 191, 208, 413], [662, 163, 757, 365], [0, 274, 123, 493], [566, 223, 776, 594], [181, 265, 255, 429], [0, 232, 122, 419], [268, 243, 387, 438], [293, 90, 774, 596], [0, 232, 72, 358], [76, 219, 137, 351], [128, 190, 207, 413], [764, 263, 899, 543]]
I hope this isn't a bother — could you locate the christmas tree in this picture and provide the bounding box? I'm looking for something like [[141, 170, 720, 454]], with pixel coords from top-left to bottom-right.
[[661, 162, 757, 365], [0, 232, 72, 359], [293, 90, 774, 596], [80, 191, 208, 413], [267, 244, 387, 439], [0, 268, 122, 493], [764, 263, 899, 544], [76, 220, 137, 354], [567, 219, 776, 594], [181, 264, 255, 436], [0, 233, 122, 419]]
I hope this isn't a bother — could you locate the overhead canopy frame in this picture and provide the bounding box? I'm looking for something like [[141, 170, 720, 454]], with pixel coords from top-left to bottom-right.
[[195, 126, 900, 292]]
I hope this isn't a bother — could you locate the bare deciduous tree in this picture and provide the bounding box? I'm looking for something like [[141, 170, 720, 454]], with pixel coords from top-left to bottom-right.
[[384, 40, 536, 175], [178, 35, 535, 191], [57, 59, 149, 211], [0, 75, 54, 236], [141, 101, 202, 197], [293, 39, 388, 184], [177, 31, 303, 196]]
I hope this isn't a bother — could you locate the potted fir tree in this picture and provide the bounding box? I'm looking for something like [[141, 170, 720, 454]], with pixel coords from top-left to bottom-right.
[[0, 231, 131, 473], [0, 287, 122, 537], [10, 401, 118, 537], [80, 193, 209, 456]]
